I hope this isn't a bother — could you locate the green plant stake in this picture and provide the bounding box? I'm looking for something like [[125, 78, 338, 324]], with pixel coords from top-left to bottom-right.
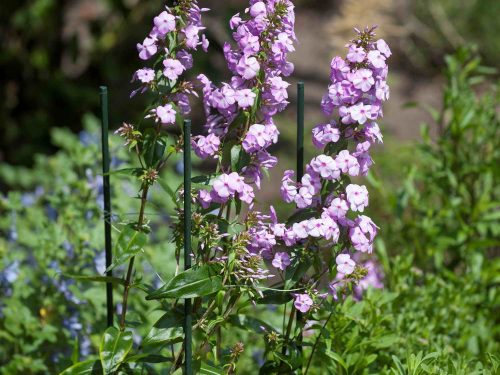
[[100, 86, 114, 328], [296, 81, 305, 361], [183, 119, 193, 375]]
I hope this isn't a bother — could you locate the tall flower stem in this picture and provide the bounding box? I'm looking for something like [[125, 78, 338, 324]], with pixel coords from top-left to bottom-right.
[[304, 311, 334, 374], [119, 185, 149, 330], [281, 305, 296, 356]]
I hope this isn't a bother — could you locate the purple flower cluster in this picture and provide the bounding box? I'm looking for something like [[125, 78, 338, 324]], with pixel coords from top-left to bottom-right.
[[266, 28, 389, 312], [277, 27, 389, 251], [198, 172, 255, 208], [194, 1, 296, 202], [131, 1, 209, 120]]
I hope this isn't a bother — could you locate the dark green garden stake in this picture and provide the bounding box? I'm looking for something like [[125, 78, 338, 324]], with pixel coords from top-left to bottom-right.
[[100, 86, 114, 328], [296, 82, 305, 358], [183, 119, 193, 375]]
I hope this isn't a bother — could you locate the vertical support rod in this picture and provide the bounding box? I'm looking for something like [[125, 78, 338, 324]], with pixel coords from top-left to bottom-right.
[[183, 119, 193, 375], [100, 86, 114, 328], [296, 82, 305, 358], [296, 82, 305, 181]]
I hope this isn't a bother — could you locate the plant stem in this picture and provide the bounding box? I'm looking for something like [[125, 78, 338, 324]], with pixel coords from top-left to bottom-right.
[[119, 185, 149, 330], [282, 305, 296, 356], [304, 311, 334, 375]]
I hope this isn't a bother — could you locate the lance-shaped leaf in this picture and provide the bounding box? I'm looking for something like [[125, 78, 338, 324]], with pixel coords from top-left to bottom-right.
[[257, 289, 293, 305], [99, 327, 133, 374], [146, 265, 223, 300], [107, 225, 147, 271], [142, 311, 183, 347], [227, 314, 275, 334], [200, 363, 224, 374], [59, 359, 102, 375]]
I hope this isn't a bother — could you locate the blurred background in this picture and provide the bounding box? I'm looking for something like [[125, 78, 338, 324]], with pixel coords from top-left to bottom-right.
[[2, 0, 500, 167], [1, 1, 499, 373]]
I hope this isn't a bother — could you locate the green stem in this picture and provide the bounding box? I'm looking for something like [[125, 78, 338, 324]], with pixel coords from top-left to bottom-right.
[[119, 185, 149, 331], [304, 311, 334, 375], [281, 305, 296, 356]]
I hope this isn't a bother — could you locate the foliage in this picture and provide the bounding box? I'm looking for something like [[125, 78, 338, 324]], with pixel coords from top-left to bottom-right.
[[304, 254, 499, 374], [1, 2, 499, 373], [370, 47, 500, 272], [0, 117, 181, 374]]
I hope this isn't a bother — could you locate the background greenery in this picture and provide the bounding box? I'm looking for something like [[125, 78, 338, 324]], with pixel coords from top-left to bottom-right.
[[1, 0, 499, 374]]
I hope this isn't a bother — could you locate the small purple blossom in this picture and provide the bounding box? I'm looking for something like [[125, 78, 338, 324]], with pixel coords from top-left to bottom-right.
[[163, 58, 185, 80], [192, 134, 220, 159], [312, 123, 340, 149], [294, 293, 313, 313], [272, 252, 290, 271], [153, 104, 176, 125], [345, 184, 369, 212], [336, 253, 355, 275], [137, 37, 157, 60]]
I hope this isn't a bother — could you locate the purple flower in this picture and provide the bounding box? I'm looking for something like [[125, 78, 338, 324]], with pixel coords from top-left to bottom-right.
[[355, 260, 384, 298], [336, 254, 355, 275], [310, 155, 339, 180], [236, 55, 260, 80], [349, 103, 373, 125], [292, 221, 309, 239], [154, 104, 176, 125], [352, 69, 374, 92], [280, 170, 297, 203], [198, 190, 212, 209], [133, 68, 155, 84], [163, 58, 185, 80], [183, 25, 203, 49], [345, 184, 369, 212], [178, 50, 194, 69], [376, 39, 391, 57], [294, 293, 313, 313], [325, 197, 349, 220], [249, 2, 267, 18], [192, 134, 220, 159], [213, 173, 240, 198], [367, 50, 386, 69], [321, 216, 340, 242], [312, 123, 340, 149], [349, 215, 378, 253], [153, 11, 176, 37], [346, 46, 366, 63], [235, 89, 256, 108], [137, 37, 158, 60], [242, 123, 279, 153], [271, 252, 290, 271], [336, 150, 360, 176], [363, 122, 383, 143]]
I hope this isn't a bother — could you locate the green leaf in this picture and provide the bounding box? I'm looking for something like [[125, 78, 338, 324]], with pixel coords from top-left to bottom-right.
[[230, 144, 250, 172], [60, 359, 102, 375], [227, 314, 274, 334], [99, 327, 133, 374], [64, 274, 125, 286], [325, 351, 348, 370], [157, 177, 178, 204], [107, 225, 148, 271], [142, 312, 183, 347], [125, 353, 172, 364], [230, 144, 242, 172], [146, 265, 223, 300], [284, 259, 311, 290], [108, 168, 144, 177], [257, 289, 293, 305], [144, 137, 166, 167], [200, 363, 224, 375]]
